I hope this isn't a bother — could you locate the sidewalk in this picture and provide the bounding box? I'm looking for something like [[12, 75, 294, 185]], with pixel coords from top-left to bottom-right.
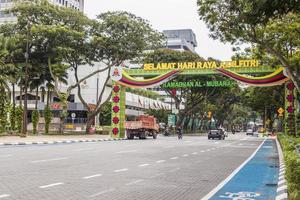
[[0, 134, 125, 146]]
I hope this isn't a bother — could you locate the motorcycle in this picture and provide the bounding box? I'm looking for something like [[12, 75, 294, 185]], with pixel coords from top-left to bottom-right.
[[177, 128, 183, 140]]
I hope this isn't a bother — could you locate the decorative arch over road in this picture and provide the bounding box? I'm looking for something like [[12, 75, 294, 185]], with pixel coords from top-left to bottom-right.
[[110, 60, 290, 138]]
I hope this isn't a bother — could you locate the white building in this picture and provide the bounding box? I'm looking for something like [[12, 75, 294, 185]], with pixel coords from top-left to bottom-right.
[[0, 0, 84, 24]]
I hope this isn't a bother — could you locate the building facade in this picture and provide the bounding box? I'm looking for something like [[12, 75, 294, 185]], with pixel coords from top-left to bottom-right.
[[163, 29, 198, 53], [0, 0, 84, 24]]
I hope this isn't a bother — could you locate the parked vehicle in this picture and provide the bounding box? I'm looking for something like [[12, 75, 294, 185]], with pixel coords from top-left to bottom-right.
[[246, 129, 254, 135], [208, 129, 225, 140], [125, 115, 159, 140]]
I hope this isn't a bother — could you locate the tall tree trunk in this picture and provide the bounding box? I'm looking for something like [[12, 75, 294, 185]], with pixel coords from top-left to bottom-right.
[[11, 83, 16, 131], [35, 85, 39, 110], [19, 82, 22, 106]]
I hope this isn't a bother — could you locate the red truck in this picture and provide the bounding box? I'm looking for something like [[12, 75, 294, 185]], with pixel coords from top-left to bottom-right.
[[125, 115, 159, 139]]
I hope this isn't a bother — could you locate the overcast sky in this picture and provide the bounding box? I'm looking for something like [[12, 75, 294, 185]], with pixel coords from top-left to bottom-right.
[[84, 0, 235, 60]]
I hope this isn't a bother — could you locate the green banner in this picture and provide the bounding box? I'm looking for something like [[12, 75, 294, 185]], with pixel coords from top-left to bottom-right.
[[162, 80, 237, 89]]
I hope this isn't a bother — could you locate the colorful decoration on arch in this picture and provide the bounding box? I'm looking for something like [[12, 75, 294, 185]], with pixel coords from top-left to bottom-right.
[[216, 67, 289, 87], [111, 83, 125, 138], [117, 70, 180, 88], [286, 82, 295, 114]]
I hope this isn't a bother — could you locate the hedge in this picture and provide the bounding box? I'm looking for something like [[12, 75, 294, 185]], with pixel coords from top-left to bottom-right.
[[278, 134, 300, 200]]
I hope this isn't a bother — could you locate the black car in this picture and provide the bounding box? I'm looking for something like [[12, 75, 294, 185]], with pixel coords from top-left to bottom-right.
[[208, 129, 225, 140]]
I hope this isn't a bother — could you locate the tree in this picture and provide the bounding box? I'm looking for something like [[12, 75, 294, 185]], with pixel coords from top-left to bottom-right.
[[74, 11, 164, 133], [197, 1, 300, 92]]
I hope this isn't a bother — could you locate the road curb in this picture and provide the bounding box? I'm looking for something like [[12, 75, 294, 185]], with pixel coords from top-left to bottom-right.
[[275, 138, 288, 200], [0, 138, 127, 147]]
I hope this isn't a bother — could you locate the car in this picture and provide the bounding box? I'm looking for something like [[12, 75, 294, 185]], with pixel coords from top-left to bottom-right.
[[208, 129, 225, 140], [246, 129, 254, 135]]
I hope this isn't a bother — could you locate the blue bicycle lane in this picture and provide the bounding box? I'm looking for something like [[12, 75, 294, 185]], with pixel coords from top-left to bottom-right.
[[205, 139, 279, 200]]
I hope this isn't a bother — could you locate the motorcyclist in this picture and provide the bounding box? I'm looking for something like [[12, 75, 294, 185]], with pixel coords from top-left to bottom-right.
[[177, 126, 183, 139]]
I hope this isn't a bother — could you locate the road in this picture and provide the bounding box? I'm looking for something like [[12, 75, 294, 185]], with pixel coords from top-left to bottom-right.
[[0, 133, 264, 200]]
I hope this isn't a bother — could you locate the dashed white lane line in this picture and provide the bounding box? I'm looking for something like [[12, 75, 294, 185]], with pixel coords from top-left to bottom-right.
[[83, 174, 102, 179], [200, 150, 205, 153], [116, 150, 137, 154], [149, 173, 165, 178], [114, 168, 129, 173], [182, 154, 189, 157], [169, 168, 180, 172], [165, 146, 175, 148], [125, 179, 144, 186], [138, 163, 150, 167], [214, 142, 219, 144], [156, 160, 166, 163], [125, 144, 136, 147], [0, 194, 10, 199], [73, 148, 94, 152], [192, 152, 198, 155], [39, 182, 64, 189], [89, 188, 115, 198], [170, 157, 179, 160], [0, 155, 12, 158], [30, 157, 68, 163]]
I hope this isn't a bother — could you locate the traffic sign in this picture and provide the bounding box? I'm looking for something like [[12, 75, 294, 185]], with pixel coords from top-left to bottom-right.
[[71, 113, 76, 119], [277, 107, 284, 114]]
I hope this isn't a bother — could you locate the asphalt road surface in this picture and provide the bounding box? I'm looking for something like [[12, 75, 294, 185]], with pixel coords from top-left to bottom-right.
[[0, 133, 264, 200]]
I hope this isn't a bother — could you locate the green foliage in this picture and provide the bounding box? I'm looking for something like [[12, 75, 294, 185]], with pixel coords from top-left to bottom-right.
[[0, 86, 6, 132], [126, 88, 159, 100], [278, 134, 300, 200], [197, 1, 300, 92], [44, 105, 52, 134], [15, 106, 23, 134], [99, 102, 111, 126], [10, 104, 16, 131], [145, 109, 168, 124], [31, 110, 40, 134], [286, 113, 296, 136], [296, 112, 300, 137]]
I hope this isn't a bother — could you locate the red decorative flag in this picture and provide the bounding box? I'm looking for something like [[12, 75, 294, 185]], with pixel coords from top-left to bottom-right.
[[287, 106, 294, 113], [287, 94, 294, 103]]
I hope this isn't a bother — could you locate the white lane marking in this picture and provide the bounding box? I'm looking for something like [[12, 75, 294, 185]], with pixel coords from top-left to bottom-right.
[[165, 146, 175, 148], [89, 188, 115, 198], [39, 182, 64, 189], [74, 148, 94, 152], [0, 155, 12, 158], [125, 145, 136, 147], [169, 167, 180, 172], [125, 179, 143, 186], [200, 150, 205, 153], [31, 157, 68, 163], [83, 174, 102, 179], [116, 150, 137, 154], [214, 142, 219, 144], [114, 168, 128, 173], [211, 148, 216, 150], [138, 163, 150, 167], [182, 154, 189, 157], [0, 194, 10, 199], [156, 160, 166, 163], [149, 173, 164, 178], [192, 152, 198, 155], [170, 157, 178, 160], [201, 139, 266, 200]]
